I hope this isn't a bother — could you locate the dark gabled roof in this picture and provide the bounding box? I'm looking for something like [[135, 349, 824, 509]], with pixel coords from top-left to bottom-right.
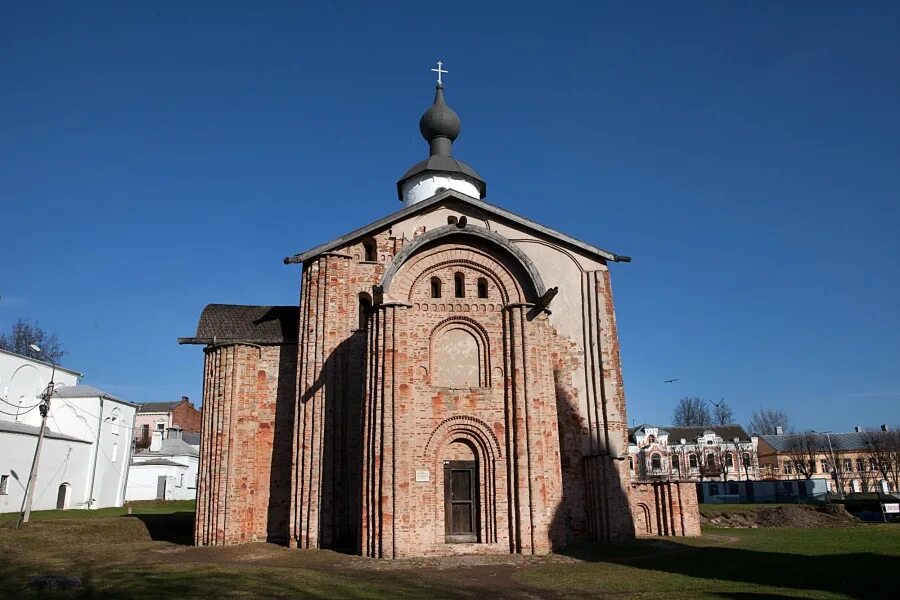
[[284, 189, 629, 265], [137, 401, 182, 414], [629, 424, 753, 444], [178, 304, 299, 346], [0, 420, 90, 443], [759, 431, 892, 453]]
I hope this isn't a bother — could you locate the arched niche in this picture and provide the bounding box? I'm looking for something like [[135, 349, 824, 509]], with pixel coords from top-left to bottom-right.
[[380, 225, 546, 303], [428, 318, 490, 388]]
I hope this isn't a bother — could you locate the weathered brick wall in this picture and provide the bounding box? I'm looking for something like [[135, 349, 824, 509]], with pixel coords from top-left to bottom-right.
[[170, 399, 202, 433], [194, 343, 296, 546], [357, 240, 567, 557], [630, 481, 701, 537], [195, 203, 676, 555]]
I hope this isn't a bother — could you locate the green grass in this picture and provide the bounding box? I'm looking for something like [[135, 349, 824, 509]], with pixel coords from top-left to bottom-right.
[[518, 525, 900, 599], [1, 507, 898, 599], [0, 499, 196, 522]]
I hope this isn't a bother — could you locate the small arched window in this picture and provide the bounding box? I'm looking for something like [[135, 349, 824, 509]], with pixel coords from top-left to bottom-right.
[[454, 272, 465, 298], [358, 292, 372, 330], [477, 277, 488, 299], [743, 453, 751, 468], [725, 452, 734, 468], [689, 454, 698, 469], [362, 238, 377, 262], [647, 435, 656, 444], [430, 277, 442, 298], [651, 453, 662, 471], [110, 408, 121, 435], [706, 454, 716, 469], [671, 454, 680, 470]]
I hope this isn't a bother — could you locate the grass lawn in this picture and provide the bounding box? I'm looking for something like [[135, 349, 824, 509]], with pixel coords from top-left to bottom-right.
[[518, 526, 900, 599], [1, 502, 897, 599], [0, 500, 196, 522]]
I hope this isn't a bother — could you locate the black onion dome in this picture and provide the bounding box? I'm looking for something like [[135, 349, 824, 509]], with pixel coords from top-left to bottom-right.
[[419, 84, 460, 144]]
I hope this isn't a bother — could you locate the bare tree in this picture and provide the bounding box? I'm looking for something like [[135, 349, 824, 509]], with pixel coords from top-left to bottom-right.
[[712, 398, 734, 425], [748, 408, 790, 436], [672, 397, 711, 427], [863, 428, 900, 492], [784, 432, 821, 480], [0, 318, 65, 364], [855, 454, 877, 493], [700, 447, 726, 482]]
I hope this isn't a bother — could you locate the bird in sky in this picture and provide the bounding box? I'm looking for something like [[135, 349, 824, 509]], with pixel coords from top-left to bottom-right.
[[664, 378, 679, 384]]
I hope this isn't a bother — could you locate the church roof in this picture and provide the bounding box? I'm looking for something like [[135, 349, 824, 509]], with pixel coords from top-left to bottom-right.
[[178, 304, 299, 345], [284, 189, 630, 265], [397, 155, 486, 199], [396, 83, 486, 200]]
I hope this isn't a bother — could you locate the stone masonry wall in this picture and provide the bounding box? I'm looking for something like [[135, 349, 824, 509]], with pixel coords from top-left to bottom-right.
[[630, 481, 701, 537], [194, 343, 295, 546], [170, 399, 202, 433]]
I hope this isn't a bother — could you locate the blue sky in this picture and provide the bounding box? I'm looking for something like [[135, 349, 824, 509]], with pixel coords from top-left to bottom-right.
[[2, 2, 898, 431]]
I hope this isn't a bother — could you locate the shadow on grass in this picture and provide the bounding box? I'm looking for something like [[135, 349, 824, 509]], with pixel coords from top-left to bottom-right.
[[131, 512, 194, 545], [0, 561, 471, 600], [560, 537, 900, 600]]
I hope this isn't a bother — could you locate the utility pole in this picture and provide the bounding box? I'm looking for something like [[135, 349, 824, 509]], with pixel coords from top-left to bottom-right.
[[16, 344, 55, 528]]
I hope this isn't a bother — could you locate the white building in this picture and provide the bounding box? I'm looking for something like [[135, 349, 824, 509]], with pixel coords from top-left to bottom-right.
[[628, 424, 760, 483], [0, 349, 137, 512], [126, 427, 199, 501]]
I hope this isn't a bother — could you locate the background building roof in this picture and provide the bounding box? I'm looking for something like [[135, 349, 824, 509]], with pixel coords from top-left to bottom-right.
[[0, 420, 90, 443], [137, 400, 182, 413], [630, 424, 754, 444], [131, 458, 188, 467], [759, 431, 892, 453], [53, 385, 138, 407], [134, 437, 199, 458]]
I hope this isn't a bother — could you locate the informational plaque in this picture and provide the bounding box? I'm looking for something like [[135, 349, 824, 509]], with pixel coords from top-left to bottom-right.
[[415, 470, 430, 482], [885, 503, 899, 514]]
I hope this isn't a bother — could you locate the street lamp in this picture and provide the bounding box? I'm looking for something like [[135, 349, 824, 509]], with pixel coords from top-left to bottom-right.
[[16, 344, 56, 528], [814, 430, 843, 498]]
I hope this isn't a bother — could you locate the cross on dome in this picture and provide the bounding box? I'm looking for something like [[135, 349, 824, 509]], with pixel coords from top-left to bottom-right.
[[431, 61, 448, 85]]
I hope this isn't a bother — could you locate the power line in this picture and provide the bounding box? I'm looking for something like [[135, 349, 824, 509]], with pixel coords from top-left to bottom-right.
[[1, 396, 43, 411], [57, 398, 136, 431], [0, 405, 39, 417]]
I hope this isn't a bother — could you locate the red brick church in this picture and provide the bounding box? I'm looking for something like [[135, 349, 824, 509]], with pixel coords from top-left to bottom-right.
[[180, 75, 699, 557]]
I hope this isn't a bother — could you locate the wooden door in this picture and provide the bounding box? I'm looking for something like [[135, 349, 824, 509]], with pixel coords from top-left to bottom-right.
[[444, 461, 479, 543]]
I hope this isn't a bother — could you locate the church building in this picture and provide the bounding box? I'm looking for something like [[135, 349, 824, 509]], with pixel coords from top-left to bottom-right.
[[180, 73, 700, 557]]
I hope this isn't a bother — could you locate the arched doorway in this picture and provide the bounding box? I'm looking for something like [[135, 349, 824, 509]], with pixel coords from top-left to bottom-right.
[[443, 440, 480, 543], [56, 483, 71, 510]]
